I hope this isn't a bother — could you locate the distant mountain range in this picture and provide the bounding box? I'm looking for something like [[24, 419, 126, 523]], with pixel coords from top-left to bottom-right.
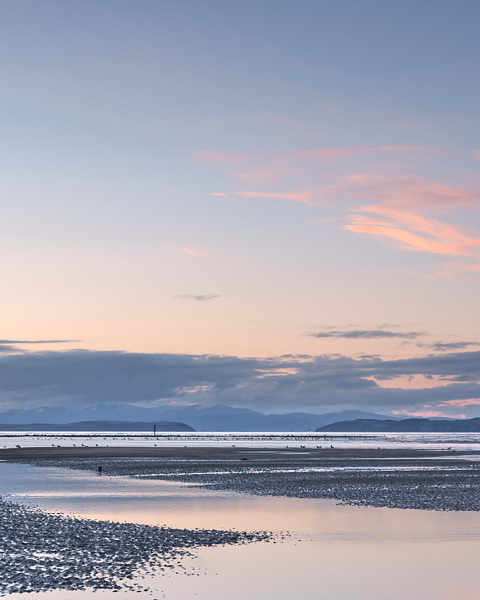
[[0, 421, 194, 432], [0, 404, 395, 432], [317, 417, 480, 433], [0, 405, 476, 432]]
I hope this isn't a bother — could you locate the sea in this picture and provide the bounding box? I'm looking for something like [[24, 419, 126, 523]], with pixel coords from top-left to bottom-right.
[[1, 432, 480, 600]]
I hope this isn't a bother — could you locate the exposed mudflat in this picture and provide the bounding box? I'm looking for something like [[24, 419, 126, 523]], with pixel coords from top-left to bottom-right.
[[1, 445, 479, 597], [5, 445, 480, 512], [0, 496, 269, 596]]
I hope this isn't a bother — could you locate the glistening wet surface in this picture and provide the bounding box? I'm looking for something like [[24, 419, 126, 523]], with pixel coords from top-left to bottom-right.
[[1, 461, 480, 599], [1, 431, 480, 451]]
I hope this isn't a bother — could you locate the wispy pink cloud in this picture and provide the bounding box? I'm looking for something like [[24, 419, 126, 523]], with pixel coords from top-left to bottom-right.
[[238, 191, 311, 203], [179, 246, 206, 257], [372, 374, 457, 390], [237, 174, 480, 264], [342, 173, 474, 209], [237, 174, 477, 211], [393, 408, 466, 418], [197, 145, 444, 187], [293, 144, 443, 163], [443, 398, 480, 407], [346, 205, 480, 256], [200, 144, 480, 273]]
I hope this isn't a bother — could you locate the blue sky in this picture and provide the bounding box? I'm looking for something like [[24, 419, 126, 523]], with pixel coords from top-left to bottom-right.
[[1, 1, 480, 417]]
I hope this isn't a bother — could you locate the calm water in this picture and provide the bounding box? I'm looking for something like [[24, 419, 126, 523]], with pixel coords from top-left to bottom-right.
[[1, 461, 480, 600]]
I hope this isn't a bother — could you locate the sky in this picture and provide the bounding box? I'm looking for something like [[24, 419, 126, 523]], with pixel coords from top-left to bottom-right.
[[1, 0, 480, 418]]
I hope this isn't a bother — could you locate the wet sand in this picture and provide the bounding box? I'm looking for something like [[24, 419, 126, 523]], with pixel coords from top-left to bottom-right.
[[0, 446, 278, 595], [3, 445, 480, 511], [1, 445, 479, 595], [0, 498, 268, 595]]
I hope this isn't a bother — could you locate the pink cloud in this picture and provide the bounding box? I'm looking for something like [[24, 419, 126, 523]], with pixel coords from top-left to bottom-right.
[[238, 191, 311, 203], [294, 144, 442, 162], [342, 173, 474, 209], [179, 246, 205, 257], [236, 181, 355, 207], [199, 145, 438, 166], [393, 409, 466, 419], [346, 206, 480, 256], [237, 173, 478, 214], [372, 374, 457, 390], [236, 174, 480, 262], [237, 173, 477, 210], [198, 145, 444, 187], [200, 143, 480, 270], [442, 398, 480, 407]]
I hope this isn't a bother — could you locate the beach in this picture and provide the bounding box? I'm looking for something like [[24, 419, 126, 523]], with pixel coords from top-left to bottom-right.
[[0, 497, 268, 595], [3, 442, 480, 511], [1, 440, 480, 597], [0, 445, 277, 596]]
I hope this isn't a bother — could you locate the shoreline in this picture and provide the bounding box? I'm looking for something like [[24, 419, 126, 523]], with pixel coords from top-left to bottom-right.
[[3, 445, 480, 511]]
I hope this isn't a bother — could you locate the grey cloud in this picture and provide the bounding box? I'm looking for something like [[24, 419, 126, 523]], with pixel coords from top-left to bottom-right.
[[0, 348, 480, 417], [310, 329, 422, 340], [0, 351, 265, 408], [426, 341, 480, 352], [368, 351, 480, 378], [0, 339, 76, 344], [0, 345, 17, 353], [175, 295, 219, 302], [0, 340, 75, 354]]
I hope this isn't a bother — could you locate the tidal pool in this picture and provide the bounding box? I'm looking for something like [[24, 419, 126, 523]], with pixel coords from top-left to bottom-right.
[[1, 462, 479, 600]]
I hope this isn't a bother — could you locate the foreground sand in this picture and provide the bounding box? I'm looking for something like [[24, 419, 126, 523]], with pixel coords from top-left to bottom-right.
[[0, 499, 268, 595], [0, 446, 276, 595]]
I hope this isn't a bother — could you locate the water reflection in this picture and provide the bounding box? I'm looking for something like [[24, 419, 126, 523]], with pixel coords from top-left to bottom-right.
[[1, 462, 480, 600], [1, 431, 480, 451]]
